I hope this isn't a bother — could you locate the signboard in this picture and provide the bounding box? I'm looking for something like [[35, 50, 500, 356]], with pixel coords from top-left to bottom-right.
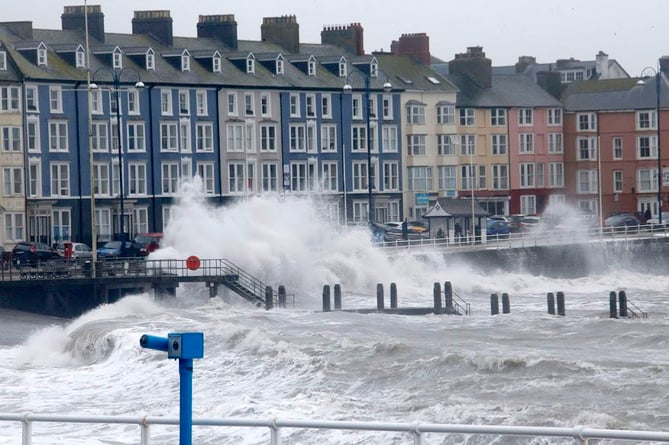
[[415, 192, 430, 205], [663, 167, 669, 187]]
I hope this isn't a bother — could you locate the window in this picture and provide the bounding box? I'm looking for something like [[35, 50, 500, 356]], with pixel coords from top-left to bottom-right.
[[5, 213, 24, 242], [276, 56, 284, 75], [289, 94, 300, 117], [49, 87, 62, 113], [519, 163, 535, 188], [352, 95, 362, 120], [289, 124, 306, 152], [438, 165, 457, 191], [180, 120, 191, 153], [26, 119, 39, 152], [1, 127, 21, 151], [196, 91, 207, 116], [307, 58, 316, 76], [129, 163, 147, 195], [161, 162, 180, 194], [437, 134, 456, 155], [133, 208, 149, 235], [461, 165, 476, 190], [196, 162, 215, 194], [246, 55, 255, 74], [637, 135, 658, 159], [460, 134, 475, 155], [226, 123, 244, 152], [382, 95, 393, 120], [25, 85, 38, 112], [28, 159, 41, 197], [305, 94, 316, 117], [459, 108, 475, 126], [181, 53, 190, 72], [407, 135, 426, 156], [291, 162, 308, 192], [179, 90, 190, 115], [244, 93, 255, 116], [111, 160, 119, 196], [548, 133, 563, 153], [260, 124, 277, 152], [491, 108, 506, 126], [160, 122, 178, 152], [3, 167, 22, 196], [407, 104, 426, 124], [549, 162, 564, 188], [351, 125, 367, 152], [437, 105, 455, 124], [613, 137, 623, 160], [49, 121, 68, 152], [548, 108, 562, 125], [50, 163, 69, 196], [322, 161, 338, 192], [577, 137, 597, 160], [577, 169, 598, 193], [368, 96, 377, 119], [637, 110, 657, 130], [112, 48, 122, 69], [261, 163, 278, 192], [0, 86, 20, 112], [338, 59, 347, 77], [196, 123, 214, 152], [638, 168, 657, 192], [127, 123, 145, 152], [160, 89, 172, 116], [491, 134, 507, 155], [261, 93, 271, 116], [227, 92, 238, 115], [212, 54, 221, 73], [93, 163, 110, 196], [125, 89, 139, 115], [520, 195, 537, 215], [321, 124, 337, 152], [492, 164, 509, 190], [352, 161, 369, 192], [0, 51, 6, 71], [578, 112, 597, 131], [407, 166, 432, 191], [613, 170, 623, 193], [382, 126, 398, 152], [37, 43, 47, 67], [519, 133, 534, 153], [146, 50, 155, 71], [383, 161, 399, 191], [227, 163, 243, 193], [95, 208, 111, 240], [479, 165, 487, 189], [518, 108, 533, 125], [91, 122, 108, 152]]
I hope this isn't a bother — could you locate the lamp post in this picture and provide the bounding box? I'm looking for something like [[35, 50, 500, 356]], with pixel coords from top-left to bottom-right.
[[343, 71, 391, 224], [640, 66, 663, 224], [83, 0, 97, 274], [91, 67, 144, 255]]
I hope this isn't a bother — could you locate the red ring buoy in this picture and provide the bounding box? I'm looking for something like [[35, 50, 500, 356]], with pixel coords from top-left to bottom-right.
[[186, 255, 201, 271]]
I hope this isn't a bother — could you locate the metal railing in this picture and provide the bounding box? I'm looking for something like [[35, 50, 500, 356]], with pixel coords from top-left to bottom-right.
[[2, 413, 669, 444], [451, 288, 471, 315]]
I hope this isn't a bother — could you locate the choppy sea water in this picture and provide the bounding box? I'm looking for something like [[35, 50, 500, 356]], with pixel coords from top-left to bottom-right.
[[1, 189, 668, 444]]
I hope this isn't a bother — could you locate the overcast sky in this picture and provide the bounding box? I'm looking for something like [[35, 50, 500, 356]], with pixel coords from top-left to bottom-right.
[[4, 0, 669, 76]]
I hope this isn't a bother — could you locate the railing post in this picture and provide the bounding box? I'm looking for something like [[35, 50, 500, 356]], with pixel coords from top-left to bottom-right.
[[270, 421, 281, 445], [22, 415, 31, 445], [140, 421, 150, 445]]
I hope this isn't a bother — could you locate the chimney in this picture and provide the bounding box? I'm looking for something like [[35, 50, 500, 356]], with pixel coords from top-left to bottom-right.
[[660, 56, 669, 76], [448, 46, 492, 89], [61, 5, 105, 42], [515, 55, 536, 74], [261, 15, 300, 54], [1, 22, 33, 40], [197, 14, 238, 50], [132, 10, 173, 47], [595, 50, 609, 79], [321, 23, 364, 56], [391, 33, 430, 65]]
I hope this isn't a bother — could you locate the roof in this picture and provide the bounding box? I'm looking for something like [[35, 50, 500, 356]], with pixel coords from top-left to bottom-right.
[[561, 77, 666, 111], [423, 198, 490, 218]]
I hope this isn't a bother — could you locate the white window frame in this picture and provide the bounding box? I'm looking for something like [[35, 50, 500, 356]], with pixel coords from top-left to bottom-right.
[[48, 121, 68, 152], [128, 162, 147, 196], [50, 162, 70, 197], [196, 122, 214, 152], [160, 89, 172, 116]]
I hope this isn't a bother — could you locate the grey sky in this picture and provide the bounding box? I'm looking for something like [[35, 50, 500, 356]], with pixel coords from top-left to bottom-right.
[[4, 0, 669, 76]]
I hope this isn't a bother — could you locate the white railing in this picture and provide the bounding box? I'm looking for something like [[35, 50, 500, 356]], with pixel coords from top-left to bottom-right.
[[2, 413, 669, 444]]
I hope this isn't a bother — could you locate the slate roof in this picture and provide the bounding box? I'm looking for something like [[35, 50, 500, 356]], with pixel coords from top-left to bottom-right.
[[561, 77, 667, 112], [424, 198, 490, 218]]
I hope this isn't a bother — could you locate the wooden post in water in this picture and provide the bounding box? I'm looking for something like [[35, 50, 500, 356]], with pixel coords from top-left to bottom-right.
[[618, 290, 628, 318], [390, 282, 398, 308], [376, 283, 384, 311], [490, 293, 499, 315], [278, 285, 286, 308], [444, 281, 453, 314], [609, 291, 618, 318], [433, 282, 443, 314], [322, 285, 331, 312], [333, 284, 342, 310], [208, 282, 218, 299], [547, 292, 555, 315], [556, 291, 565, 316], [502, 293, 510, 314], [265, 286, 273, 310]]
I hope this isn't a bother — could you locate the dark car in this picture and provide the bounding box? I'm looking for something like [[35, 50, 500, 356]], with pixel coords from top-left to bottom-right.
[[12, 241, 61, 268], [97, 241, 134, 259], [486, 219, 510, 238], [603, 214, 642, 233], [131, 232, 163, 257]]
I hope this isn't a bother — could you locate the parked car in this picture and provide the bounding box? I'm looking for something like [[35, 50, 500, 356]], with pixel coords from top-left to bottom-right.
[[97, 241, 134, 258], [12, 241, 61, 268], [131, 232, 163, 257], [603, 214, 642, 233], [522, 216, 541, 231], [486, 219, 510, 238], [55, 242, 93, 261], [646, 212, 669, 230], [508, 214, 528, 232]]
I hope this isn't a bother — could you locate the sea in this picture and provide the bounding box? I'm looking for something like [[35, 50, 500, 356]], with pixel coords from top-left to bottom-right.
[[1, 186, 669, 444]]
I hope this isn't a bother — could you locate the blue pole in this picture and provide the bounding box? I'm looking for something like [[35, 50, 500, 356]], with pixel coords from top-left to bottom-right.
[[179, 358, 194, 445]]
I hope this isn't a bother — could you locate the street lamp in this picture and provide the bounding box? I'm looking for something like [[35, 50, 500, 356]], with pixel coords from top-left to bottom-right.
[[90, 67, 144, 255], [343, 70, 392, 224], [640, 66, 663, 224]]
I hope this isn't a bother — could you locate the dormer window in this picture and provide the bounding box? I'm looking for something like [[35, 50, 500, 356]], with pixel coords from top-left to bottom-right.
[[338, 57, 347, 78], [246, 54, 255, 74], [370, 59, 379, 78], [75, 47, 86, 68], [0, 51, 6, 71], [112, 47, 123, 69], [308, 56, 316, 77], [276, 55, 284, 75], [181, 51, 190, 72], [37, 43, 47, 67], [146, 49, 155, 71], [213, 54, 221, 73]]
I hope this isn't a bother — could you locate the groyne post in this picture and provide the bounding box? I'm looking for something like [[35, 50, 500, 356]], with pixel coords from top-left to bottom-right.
[[390, 282, 398, 309], [333, 284, 342, 310], [376, 283, 384, 311], [322, 285, 331, 312], [502, 293, 510, 314], [444, 281, 453, 314], [433, 282, 443, 314], [556, 291, 565, 316], [278, 285, 286, 308], [618, 290, 628, 318], [490, 293, 499, 315], [609, 291, 618, 318], [265, 286, 273, 310], [547, 292, 555, 315], [207, 282, 218, 299]]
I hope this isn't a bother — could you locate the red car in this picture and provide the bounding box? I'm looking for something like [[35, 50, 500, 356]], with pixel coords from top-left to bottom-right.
[[131, 233, 163, 257]]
